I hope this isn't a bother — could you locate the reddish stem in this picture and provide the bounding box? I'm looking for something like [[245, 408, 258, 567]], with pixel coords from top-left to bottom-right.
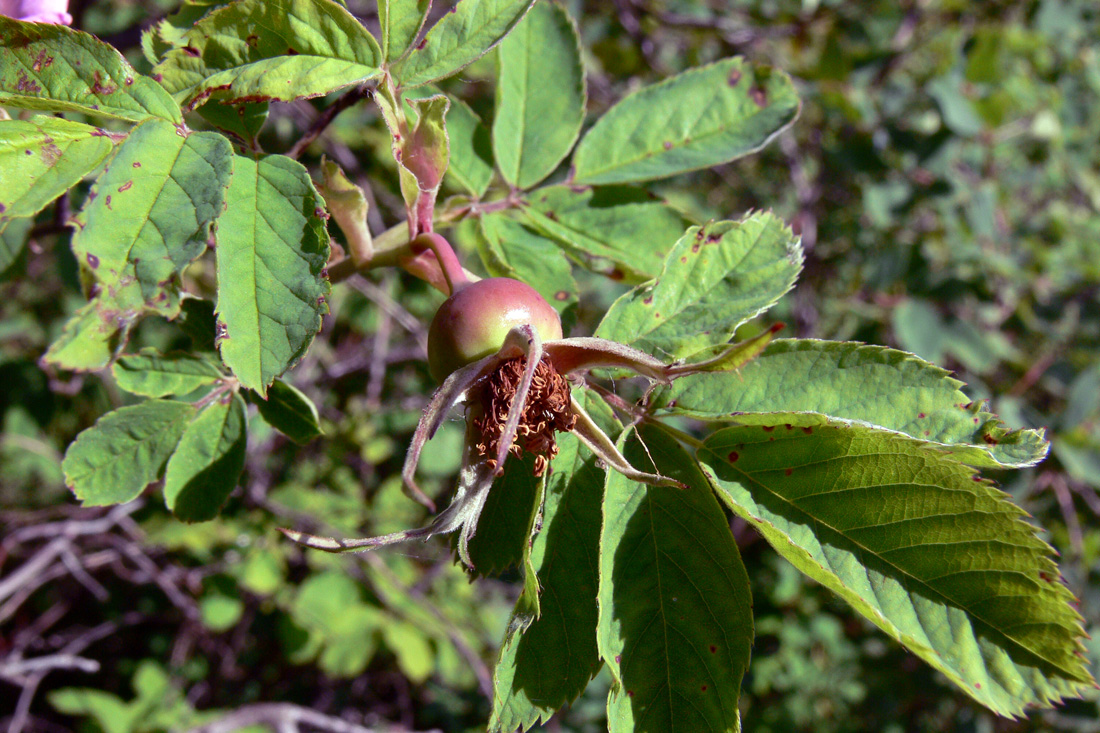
[[407, 233, 469, 296]]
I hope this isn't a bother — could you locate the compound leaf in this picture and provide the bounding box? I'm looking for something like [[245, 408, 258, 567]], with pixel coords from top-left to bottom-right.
[[595, 213, 801, 359], [62, 400, 195, 506], [216, 154, 330, 397], [572, 57, 798, 185], [698, 420, 1092, 717]]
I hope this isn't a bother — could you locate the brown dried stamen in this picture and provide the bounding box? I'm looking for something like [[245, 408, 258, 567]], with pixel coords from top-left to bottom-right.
[[472, 356, 576, 476]]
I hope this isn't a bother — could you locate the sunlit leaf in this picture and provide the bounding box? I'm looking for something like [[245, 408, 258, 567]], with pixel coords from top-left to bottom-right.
[[492, 1, 585, 189], [154, 0, 382, 108], [390, 0, 537, 88], [216, 154, 329, 397], [62, 400, 195, 506], [379, 0, 432, 62], [572, 57, 798, 185], [43, 118, 233, 371], [596, 213, 801, 359], [0, 117, 113, 222], [478, 213, 577, 313], [651, 339, 1050, 468], [698, 420, 1092, 717], [0, 17, 181, 122], [112, 352, 222, 398]]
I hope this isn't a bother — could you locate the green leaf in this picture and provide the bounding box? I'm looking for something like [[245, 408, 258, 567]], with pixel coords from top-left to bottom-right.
[[697, 420, 1092, 717], [164, 392, 248, 521], [520, 184, 692, 282], [112, 352, 222, 398], [379, 0, 432, 62], [154, 0, 382, 108], [595, 214, 801, 359], [443, 94, 493, 197], [216, 154, 330, 397], [492, 1, 585, 189], [489, 432, 604, 733], [196, 101, 269, 148], [62, 400, 195, 506], [600, 425, 752, 733], [44, 118, 233, 371], [651, 339, 1050, 469], [0, 216, 32, 277], [466, 453, 542, 576], [0, 18, 181, 123], [390, 0, 537, 88], [252, 378, 324, 444], [572, 57, 799, 185], [0, 117, 113, 222], [478, 213, 577, 312]]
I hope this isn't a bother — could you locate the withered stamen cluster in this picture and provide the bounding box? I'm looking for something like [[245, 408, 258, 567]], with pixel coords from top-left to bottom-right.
[[472, 356, 576, 476]]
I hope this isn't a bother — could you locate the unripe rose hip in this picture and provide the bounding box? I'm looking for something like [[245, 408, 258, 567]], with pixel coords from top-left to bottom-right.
[[427, 278, 562, 382]]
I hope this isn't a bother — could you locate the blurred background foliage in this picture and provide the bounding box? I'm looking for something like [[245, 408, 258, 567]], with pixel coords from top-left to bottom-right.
[[2, 0, 1098, 731]]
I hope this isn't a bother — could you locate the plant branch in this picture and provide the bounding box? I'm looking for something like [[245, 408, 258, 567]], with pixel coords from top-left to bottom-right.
[[288, 85, 374, 160]]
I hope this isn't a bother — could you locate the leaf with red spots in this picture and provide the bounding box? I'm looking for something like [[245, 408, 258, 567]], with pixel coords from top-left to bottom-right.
[[650, 339, 1050, 468], [153, 0, 382, 108], [0, 17, 180, 123], [43, 118, 232, 371], [474, 213, 577, 314], [0, 117, 113, 223], [390, 0, 537, 89], [572, 57, 799, 185], [698, 420, 1092, 717], [596, 213, 801, 360]]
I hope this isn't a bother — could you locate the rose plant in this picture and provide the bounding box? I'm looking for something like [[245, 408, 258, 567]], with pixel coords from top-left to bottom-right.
[[0, 0, 1092, 730]]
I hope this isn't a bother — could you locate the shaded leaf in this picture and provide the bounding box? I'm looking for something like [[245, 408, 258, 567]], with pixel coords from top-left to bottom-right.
[[44, 119, 233, 371], [164, 392, 248, 521], [595, 213, 801, 359], [379, 0, 432, 62], [466, 453, 542, 577], [0, 18, 181, 123], [0, 117, 113, 222], [0, 216, 33, 278], [443, 94, 493, 197], [196, 101, 269, 148], [390, 0, 537, 88], [698, 420, 1092, 717], [651, 339, 1050, 468], [216, 154, 330, 397], [489, 432, 604, 732], [572, 57, 798, 185], [478, 213, 577, 313], [492, 1, 585, 189], [520, 184, 692, 282], [600, 426, 752, 733], [154, 0, 382, 108], [112, 352, 222, 398], [252, 378, 324, 444], [62, 400, 195, 506]]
